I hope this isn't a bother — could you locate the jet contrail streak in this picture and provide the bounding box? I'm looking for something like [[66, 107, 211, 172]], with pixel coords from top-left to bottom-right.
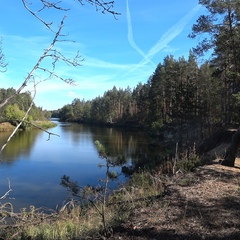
[[146, 4, 202, 60], [129, 4, 202, 72], [126, 0, 156, 67]]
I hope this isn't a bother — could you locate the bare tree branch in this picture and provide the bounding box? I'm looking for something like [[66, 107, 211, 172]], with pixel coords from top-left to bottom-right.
[[0, 0, 119, 109], [77, 0, 120, 17], [0, 15, 81, 109], [38, 67, 76, 85], [21, 0, 120, 29], [24, 120, 60, 140], [0, 0, 120, 154], [0, 178, 12, 200], [21, 0, 69, 29]]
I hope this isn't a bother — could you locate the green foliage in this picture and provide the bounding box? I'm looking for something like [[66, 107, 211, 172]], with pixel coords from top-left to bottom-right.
[[2, 2, 240, 128], [56, 49, 227, 128], [189, 0, 240, 124], [34, 120, 57, 129], [5, 104, 25, 123], [151, 120, 163, 133], [0, 88, 48, 123], [4, 104, 33, 128], [95, 140, 108, 157], [130, 172, 153, 189], [58, 1, 240, 126], [53, 1, 240, 127], [176, 147, 201, 172], [61, 141, 125, 236], [59, 104, 74, 121], [107, 170, 117, 180]]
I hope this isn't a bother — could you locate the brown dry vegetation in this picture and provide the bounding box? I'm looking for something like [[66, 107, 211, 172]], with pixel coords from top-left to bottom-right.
[[109, 160, 240, 240], [0, 122, 15, 132]]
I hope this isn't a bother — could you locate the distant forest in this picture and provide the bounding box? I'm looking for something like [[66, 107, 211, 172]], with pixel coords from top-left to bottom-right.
[[52, 51, 240, 131]]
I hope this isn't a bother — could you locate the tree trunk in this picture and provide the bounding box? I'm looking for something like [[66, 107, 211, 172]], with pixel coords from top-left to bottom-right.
[[221, 128, 240, 167]]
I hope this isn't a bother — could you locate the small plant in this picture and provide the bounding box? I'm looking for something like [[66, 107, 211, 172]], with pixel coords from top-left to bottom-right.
[[176, 144, 201, 172], [61, 140, 126, 237], [150, 120, 163, 136], [129, 171, 163, 198]]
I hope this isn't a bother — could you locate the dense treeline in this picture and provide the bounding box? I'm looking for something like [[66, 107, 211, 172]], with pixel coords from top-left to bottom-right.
[[53, 51, 230, 129], [54, 0, 240, 141], [0, 88, 51, 126]]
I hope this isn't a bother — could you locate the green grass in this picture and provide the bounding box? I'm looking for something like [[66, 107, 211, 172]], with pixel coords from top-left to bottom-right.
[[33, 120, 57, 129]]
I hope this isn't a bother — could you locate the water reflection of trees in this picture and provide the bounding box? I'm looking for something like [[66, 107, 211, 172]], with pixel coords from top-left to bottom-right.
[[60, 123, 168, 172], [61, 123, 91, 144], [89, 126, 170, 173], [0, 130, 41, 163]]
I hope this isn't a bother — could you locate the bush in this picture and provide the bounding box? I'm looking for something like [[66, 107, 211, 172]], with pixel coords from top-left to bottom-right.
[[151, 120, 163, 132], [176, 146, 201, 172], [5, 104, 33, 128]]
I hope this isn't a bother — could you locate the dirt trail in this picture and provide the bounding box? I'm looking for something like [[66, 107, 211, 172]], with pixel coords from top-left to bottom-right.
[[111, 159, 240, 240]]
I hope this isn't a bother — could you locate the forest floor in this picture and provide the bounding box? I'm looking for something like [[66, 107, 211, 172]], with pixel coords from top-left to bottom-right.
[[108, 159, 240, 240]]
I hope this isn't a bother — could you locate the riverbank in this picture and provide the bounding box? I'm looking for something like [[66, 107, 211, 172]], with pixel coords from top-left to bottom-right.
[[1, 158, 240, 239], [110, 159, 240, 240], [0, 120, 56, 132], [0, 122, 15, 132]]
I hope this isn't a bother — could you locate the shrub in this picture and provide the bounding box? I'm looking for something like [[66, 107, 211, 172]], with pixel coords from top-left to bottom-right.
[[176, 146, 201, 172]]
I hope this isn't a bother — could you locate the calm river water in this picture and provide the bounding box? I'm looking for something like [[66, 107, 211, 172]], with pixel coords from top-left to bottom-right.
[[0, 119, 151, 211]]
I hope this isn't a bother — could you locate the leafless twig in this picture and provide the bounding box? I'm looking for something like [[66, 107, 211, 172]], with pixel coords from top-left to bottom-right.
[[21, 0, 120, 29], [0, 15, 78, 109], [0, 178, 12, 200], [21, 0, 69, 29], [77, 0, 120, 17]]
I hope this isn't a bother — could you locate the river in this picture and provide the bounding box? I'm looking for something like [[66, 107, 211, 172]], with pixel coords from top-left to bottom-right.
[[0, 119, 152, 211]]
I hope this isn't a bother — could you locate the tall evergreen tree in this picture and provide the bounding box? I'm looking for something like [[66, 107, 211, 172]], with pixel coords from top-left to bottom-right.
[[190, 0, 240, 166], [189, 0, 240, 124]]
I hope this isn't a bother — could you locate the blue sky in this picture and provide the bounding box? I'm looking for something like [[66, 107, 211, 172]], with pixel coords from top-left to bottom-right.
[[0, 0, 206, 110]]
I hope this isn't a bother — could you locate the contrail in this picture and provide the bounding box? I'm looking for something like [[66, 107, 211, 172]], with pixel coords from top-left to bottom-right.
[[126, 0, 156, 67], [146, 4, 201, 60], [128, 4, 202, 72]]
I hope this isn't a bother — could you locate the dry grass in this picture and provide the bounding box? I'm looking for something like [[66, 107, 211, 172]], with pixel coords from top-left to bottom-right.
[[111, 162, 240, 239], [0, 122, 15, 132], [1, 159, 240, 239]]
